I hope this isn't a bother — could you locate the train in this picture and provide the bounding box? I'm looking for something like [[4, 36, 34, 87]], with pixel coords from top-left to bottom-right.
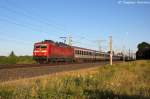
[[33, 40, 127, 63]]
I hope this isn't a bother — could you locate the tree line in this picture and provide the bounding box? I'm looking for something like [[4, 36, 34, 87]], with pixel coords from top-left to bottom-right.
[[0, 51, 35, 64]]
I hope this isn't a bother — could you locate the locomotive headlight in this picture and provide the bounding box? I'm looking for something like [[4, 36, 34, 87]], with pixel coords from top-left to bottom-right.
[[41, 50, 47, 52], [34, 50, 39, 52]]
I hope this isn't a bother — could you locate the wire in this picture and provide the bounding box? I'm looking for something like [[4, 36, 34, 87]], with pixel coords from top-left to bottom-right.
[[0, 6, 67, 34], [0, 35, 33, 45], [0, 17, 43, 33]]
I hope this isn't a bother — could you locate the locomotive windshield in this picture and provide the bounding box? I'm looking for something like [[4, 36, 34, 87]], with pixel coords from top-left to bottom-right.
[[35, 46, 40, 48], [41, 46, 47, 49], [35, 45, 47, 49]]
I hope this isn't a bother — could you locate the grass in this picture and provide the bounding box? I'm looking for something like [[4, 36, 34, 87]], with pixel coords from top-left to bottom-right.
[[0, 56, 35, 64], [0, 60, 150, 99]]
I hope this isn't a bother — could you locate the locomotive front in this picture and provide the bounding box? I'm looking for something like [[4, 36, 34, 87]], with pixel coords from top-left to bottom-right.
[[33, 40, 75, 63], [33, 42, 49, 63]]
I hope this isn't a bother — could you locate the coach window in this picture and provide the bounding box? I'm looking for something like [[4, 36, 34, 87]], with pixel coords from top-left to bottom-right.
[[84, 51, 85, 55], [90, 52, 92, 55], [78, 50, 80, 54], [88, 52, 90, 55], [81, 51, 83, 55], [89, 52, 91, 55]]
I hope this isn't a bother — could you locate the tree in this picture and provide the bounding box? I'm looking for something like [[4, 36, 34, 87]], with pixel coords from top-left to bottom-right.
[[9, 51, 16, 57], [136, 42, 150, 59], [8, 51, 17, 64], [137, 42, 150, 50]]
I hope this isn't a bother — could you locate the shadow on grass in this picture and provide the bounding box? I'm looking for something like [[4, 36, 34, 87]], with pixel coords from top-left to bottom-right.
[[83, 89, 150, 99]]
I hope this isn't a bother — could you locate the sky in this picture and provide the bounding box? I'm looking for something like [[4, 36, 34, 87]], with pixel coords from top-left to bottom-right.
[[0, 0, 150, 56]]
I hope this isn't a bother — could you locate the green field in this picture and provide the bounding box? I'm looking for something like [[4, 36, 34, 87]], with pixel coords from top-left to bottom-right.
[[0, 56, 35, 64], [0, 60, 150, 99]]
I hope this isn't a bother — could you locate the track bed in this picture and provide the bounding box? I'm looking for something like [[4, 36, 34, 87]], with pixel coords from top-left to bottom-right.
[[0, 62, 121, 82]]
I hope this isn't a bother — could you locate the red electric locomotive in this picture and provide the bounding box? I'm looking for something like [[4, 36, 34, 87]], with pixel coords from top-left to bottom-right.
[[33, 40, 74, 63]]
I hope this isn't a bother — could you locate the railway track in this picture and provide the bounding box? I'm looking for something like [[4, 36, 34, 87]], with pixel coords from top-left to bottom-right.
[[0, 62, 98, 69], [0, 62, 103, 69]]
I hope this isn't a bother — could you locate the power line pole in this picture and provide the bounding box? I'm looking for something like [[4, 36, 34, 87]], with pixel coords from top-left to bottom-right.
[[68, 35, 72, 46], [60, 37, 67, 44], [60, 34, 72, 46], [129, 48, 130, 60], [122, 46, 126, 62], [109, 36, 112, 65]]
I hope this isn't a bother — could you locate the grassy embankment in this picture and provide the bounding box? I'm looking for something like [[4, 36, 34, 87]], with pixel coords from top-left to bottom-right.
[[0, 60, 150, 99], [0, 56, 35, 64]]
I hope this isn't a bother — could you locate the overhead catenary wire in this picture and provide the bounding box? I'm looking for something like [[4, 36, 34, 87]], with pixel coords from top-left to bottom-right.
[[0, 34, 34, 45], [0, 16, 60, 40], [0, 17, 43, 33], [0, 6, 67, 34]]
